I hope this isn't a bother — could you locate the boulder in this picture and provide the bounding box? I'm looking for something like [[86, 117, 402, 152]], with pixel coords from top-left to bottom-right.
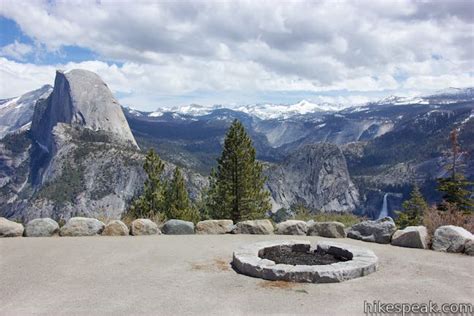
[[347, 217, 396, 244], [102, 220, 129, 236], [130, 219, 160, 236], [25, 218, 59, 237], [464, 239, 474, 256], [432, 225, 473, 253], [391, 226, 428, 249], [233, 219, 274, 235], [162, 219, 195, 235], [0, 217, 24, 237], [59, 217, 105, 236], [196, 220, 234, 234], [307, 221, 346, 238], [275, 220, 308, 235]]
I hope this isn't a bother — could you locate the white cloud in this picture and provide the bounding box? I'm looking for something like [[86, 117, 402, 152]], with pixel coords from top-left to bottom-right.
[[0, 40, 33, 61], [0, 0, 473, 108]]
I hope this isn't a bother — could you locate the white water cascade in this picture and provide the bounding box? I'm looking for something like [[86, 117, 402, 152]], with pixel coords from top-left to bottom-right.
[[378, 193, 389, 219]]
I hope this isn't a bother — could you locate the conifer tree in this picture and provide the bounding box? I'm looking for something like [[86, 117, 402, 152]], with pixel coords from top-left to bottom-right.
[[395, 185, 428, 228], [165, 167, 191, 219], [129, 149, 166, 218], [208, 120, 271, 221], [437, 130, 474, 213]]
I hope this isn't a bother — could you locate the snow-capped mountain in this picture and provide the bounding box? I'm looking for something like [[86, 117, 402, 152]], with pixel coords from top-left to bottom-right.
[[141, 88, 473, 120], [0, 85, 53, 138], [145, 100, 349, 120]]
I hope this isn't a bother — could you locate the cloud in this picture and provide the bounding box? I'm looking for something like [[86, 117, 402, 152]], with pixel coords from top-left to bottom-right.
[[0, 0, 473, 108], [0, 40, 33, 61]]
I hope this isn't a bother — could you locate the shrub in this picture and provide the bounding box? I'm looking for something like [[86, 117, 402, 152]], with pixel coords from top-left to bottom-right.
[[423, 203, 474, 238]]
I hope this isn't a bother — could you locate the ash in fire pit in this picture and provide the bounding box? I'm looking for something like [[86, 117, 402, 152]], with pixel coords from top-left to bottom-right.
[[259, 246, 350, 265], [233, 240, 378, 283]]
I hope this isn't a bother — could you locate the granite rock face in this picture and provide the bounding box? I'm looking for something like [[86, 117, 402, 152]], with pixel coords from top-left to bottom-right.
[[308, 221, 346, 238], [24, 218, 59, 237], [347, 217, 396, 244], [130, 219, 160, 236], [0, 217, 24, 237], [196, 220, 234, 234], [391, 226, 429, 249], [233, 220, 274, 235], [266, 143, 359, 213], [0, 85, 52, 139], [59, 217, 105, 236], [0, 70, 207, 222], [162, 219, 195, 235], [275, 220, 308, 235], [31, 69, 138, 150], [432, 225, 473, 253]]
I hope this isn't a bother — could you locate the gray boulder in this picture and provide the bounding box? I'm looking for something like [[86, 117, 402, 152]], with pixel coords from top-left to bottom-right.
[[464, 239, 474, 256], [275, 220, 308, 235], [60, 217, 105, 236], [233, 220, 274, 235], [102, 220, 129, 236], [308, 221, 346, 238], [196, 220, 233, 234], [25, 218, 59, 237], [347, 217, 396, 244], [162, 219, 195, 235], [130, 219, 160, 236], [0, 217, 24, 237], [391, 226, 428, 249], [432, 225, 473, 253]]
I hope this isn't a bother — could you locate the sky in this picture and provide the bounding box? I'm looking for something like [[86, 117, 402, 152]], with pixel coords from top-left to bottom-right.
[[0, 0, 473, 111]]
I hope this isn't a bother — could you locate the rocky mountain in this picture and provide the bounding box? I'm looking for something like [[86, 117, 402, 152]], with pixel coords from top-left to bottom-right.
[[266, 143, 359, 213], [1, 80, 472, 220], [0, 70, 205, 222], [0, 85, 52, 139]]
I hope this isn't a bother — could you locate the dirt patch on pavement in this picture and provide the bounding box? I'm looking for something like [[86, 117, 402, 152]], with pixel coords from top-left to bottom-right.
[[191, 258, 231, 272]]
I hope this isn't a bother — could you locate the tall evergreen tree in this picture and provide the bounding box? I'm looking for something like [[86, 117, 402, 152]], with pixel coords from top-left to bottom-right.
[[129, 149, 166, 218], [437, 130, 474, 213], [208, 120, 271, 221], [395, 185, 428, 228], [164, 167, 196, 221]]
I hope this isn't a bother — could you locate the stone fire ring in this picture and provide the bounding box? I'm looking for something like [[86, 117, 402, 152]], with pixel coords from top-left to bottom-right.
[[232, 240, 378, 283]]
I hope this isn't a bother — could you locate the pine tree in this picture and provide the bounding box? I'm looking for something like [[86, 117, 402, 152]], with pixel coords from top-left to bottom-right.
[[437, 129, 474, 213], [128, 149, 166, 218], [395, 185, 428, 228], [164, 167, 200, 222], [208, 120, 271, 221]]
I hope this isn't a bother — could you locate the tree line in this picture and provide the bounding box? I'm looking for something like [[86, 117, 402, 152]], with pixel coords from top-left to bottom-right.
[[127, 120, 270, 223], [396, 129, 473, 229]]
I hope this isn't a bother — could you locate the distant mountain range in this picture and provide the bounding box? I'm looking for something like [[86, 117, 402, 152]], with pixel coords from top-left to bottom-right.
[[0, 76, 472, 221], [126, 87, 474, 120]]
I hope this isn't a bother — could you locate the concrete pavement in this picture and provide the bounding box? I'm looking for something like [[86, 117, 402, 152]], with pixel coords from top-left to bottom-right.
[[1, 235, 472, 315]]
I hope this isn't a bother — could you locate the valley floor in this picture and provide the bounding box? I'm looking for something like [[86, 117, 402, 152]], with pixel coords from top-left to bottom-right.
[[0, 235, 473, 315]]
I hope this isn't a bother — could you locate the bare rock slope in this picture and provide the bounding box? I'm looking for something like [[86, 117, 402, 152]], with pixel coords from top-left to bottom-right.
[[266, 143, 359, 213]]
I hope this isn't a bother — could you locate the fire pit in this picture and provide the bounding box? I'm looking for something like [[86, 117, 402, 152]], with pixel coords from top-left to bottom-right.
[[232, 240, 378, 283]]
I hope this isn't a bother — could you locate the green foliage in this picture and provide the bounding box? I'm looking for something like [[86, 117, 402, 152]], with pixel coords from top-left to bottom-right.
[[395, 185, 428, 229], [1, 130, 31, 154], [207, 120, 271, 221], [292, 204, 363, 227], [437, 175, 473, 213], [436, 130, 474, 213], [164, 167, 200, 223], [37, 162, 84, 204], [128, 149, 166, 218]]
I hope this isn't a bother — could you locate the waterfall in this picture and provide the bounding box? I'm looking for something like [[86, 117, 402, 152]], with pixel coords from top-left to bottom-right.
[[378, 193, 389, 219]]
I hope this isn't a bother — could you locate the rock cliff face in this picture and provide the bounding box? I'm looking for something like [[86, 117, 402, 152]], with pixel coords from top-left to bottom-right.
[[31, 69, 138, 151], [265, 143, 359, 213], [0, 70, 205, 222], [0, 85, 52, 139]]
